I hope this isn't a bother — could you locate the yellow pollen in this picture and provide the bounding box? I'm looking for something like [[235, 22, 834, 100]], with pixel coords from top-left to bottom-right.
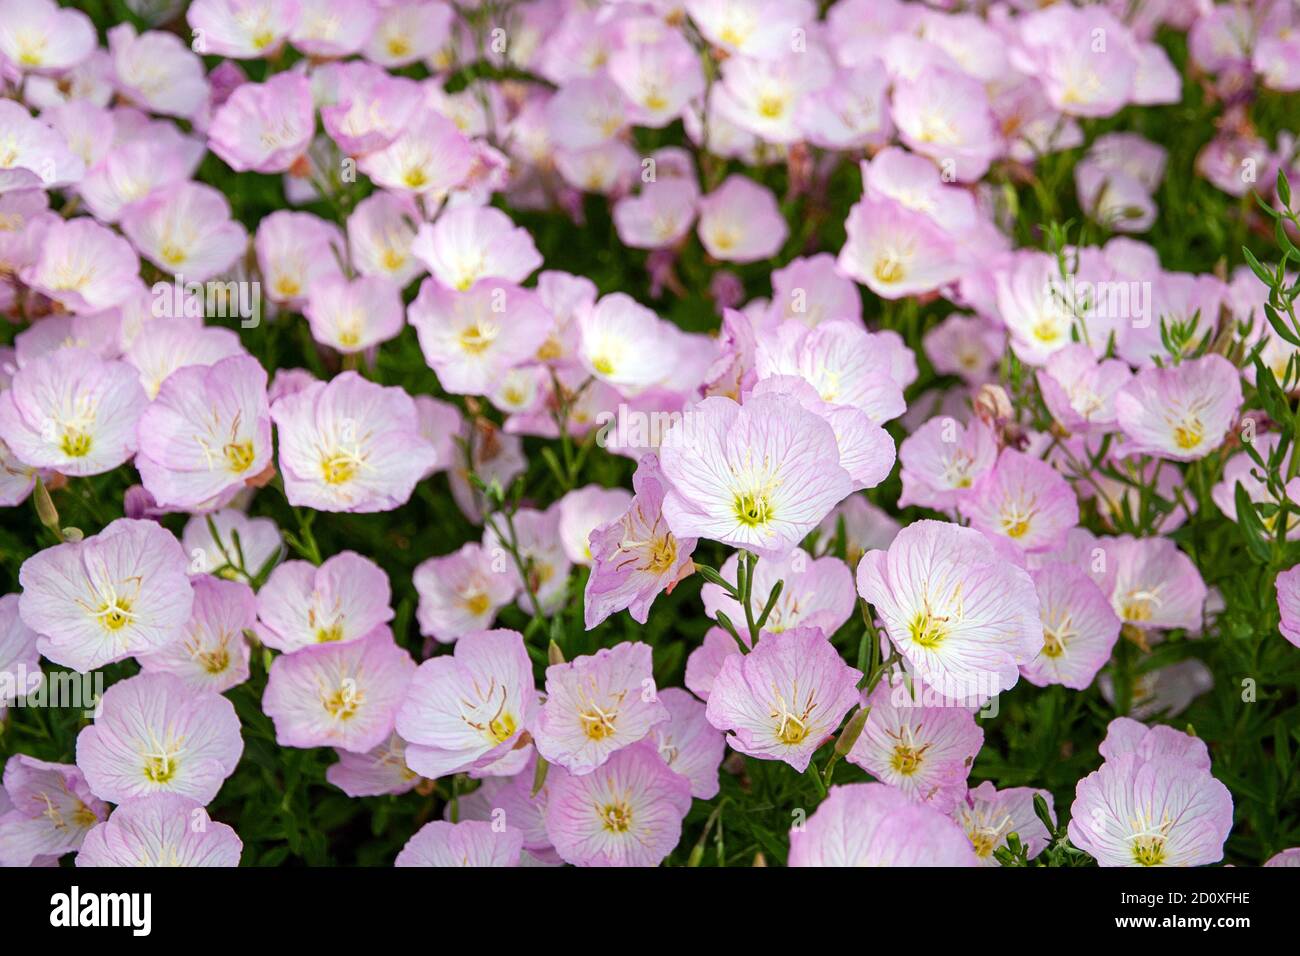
[[908, 610, 947, 648], [644, 535, 677, 575], [601, 801, 633, 833], [591, 355, 615, 375], [321, 454, 358, 485], [734, 491, 773, 528], [143, 754, 177, 784], [323, 682, 361, 720], [1173, 419, 1203, 451], [1131, 835, 1167, 866], [873, 256, 905, 284], [316, 623, 344, 643], [465, 591, 490, 616], [98, 598, 133, 632], [459, 324, 495, 355], [580, 705, 618, 740], [891, 744, 924, 775], [252, 30, 275, 50], [488, 711, 517, 744], [387, 37, 411, 58], [381, 247, 406, 272], [1042, 628, 1064, 659], [60, 429, 92, 458], [159, 243, 187, 267], [224, 441, 255, 473], [403, 167, 428, 189], [757, 94, 786, 119], [274, 276, 301, 298], [775, 714, 809, 745]]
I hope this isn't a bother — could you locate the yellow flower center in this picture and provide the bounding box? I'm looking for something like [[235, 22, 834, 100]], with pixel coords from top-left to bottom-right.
[[225, 441, 256, 473], [908, 609, 947, 648], [891, 744, 924, 775], [1173, 418, 1203, 451], [488, 711, 517, 744], [601, 801, 633, 833], [1131, 835, 1167, 866], [321, 453, 358, 485], [644, 535, 677, 575], [734, 491, 773, 528], [873, 256, 905, 284], [316, 622, 344, 643], [60, 429, 92, 458]]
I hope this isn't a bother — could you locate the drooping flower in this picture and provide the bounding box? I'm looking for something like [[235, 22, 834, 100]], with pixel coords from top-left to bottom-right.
[[19, 518, 194, 673], [788, 782, 979, 866], [396, 628, 537, 779], [959, 448, 1079, 554], [706, 626, 861, 772], [76, 672, 243, 805], [135, 354, 271, 512], [1021, 564, 1121, 691], [846, 680, 983, 812], [856, 520, 1043, 702], [271, 372, 438, 512], [255, 551, 393, 653], [543, 740, 692, 867], [76, 794, 242, 867], [0, 756, 107, 867], [558, 485, 634, 566], [395, 819, 523, 867], [658, 394, 856, 559], [1068, 753, 1233, 867], [1094, 535, 1207, 632], [1115, 355, 1243, 461], [954, 782, 1054, 866], [532, 641, 669, 775], [262, 628, 416, 753], [647, 688, 725, 801], [138, 576, 254, 693], [409, 279, 552, 396]]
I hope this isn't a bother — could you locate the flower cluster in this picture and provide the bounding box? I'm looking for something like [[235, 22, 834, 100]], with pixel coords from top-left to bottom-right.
[[1, 0, 1299, 869]]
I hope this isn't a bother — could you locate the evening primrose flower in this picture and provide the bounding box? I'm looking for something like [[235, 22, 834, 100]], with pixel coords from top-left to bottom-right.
[[856, 520, 1043, 702], [255, 210, 345, 308], [304, 274, 405, 354], [76, 794, 242, 868], [1068, 753, 1232, 867], [584, 454, 698, 630], [325, 732, 420, 799], [20, 218, 138, 314], [1021, 564, 1121, 691], [255, 551, 394, 653], [106, 23, 209, 120], [701, 547, 855, 637], [0, 756, 107, 867], [0, 349, 147, 478], [577, 292, 682, 395], [788, 782, 979, 866], [262, 628, 416, 753], [135, 355, 272, 512], [846, 680, 984, 813], [181, 509, 283, 583], [897, 415, 998, 512], [1277, 564, 1300, 648], [649, 688, 725, 801], [543, 740, 691, 867], [357, 113, 475, 197], [413, 543, 517, 644], [706, 627, 861, 772], [1115, 355, 1243, 462], [959, 448, 1079, 555], [558, 484, 634, 566], [837, 194, 966, 300], [0, 0, 95, 73], [395, 819, 523, 868], [954, 782, 1053, 866], [18, 518, 194, 673], [121, 182, 247, 282], [658, 393, 856, 560], [411, 205, 542, 293], [396, 628, 538, 779], [186, 0, 300, 59], [138, 576, 254, 694], [697, 175, 788, 263], [532, 642, 669, 776], [1094, 535, 1207, 632], [208, 72, 314, 174], [76, 673, 243, 804], [271, 371, 437, 512]]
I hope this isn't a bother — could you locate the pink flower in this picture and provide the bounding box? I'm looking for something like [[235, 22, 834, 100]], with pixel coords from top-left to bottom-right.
[[481, 504, 573, 615], [648, 688, 725, 800], [77, 672, 243, 804], [838, 194, 966, 299], [107, 24, 209, 119], [1277, 564, 1300, 648], [1095, 535, 1207, 632], [0, 756, 108, 866], [347, 191, 423, 287], [409, 279, 551, 396], [0, 594, 39, 712], [923, 314, 1004, 386], [767, 253, 862, 328], [857, 520, 1043, 702], [256, 211, 345, 306], [544, 740, 691, 867], [706, 626, 861, 772], [362, 0, 452, 69], [608, 30, 704, 128], [357, 113, 474, 197], [545, 75, 629, 151], [255, 551, 393, 653], [138, 576, 254, 693], [1012, 6, 1141, 118], [613, 178, 698, 250], [658, 394, 855, 559], [182, 509, 283, 584], [697, 175, 788, 263], [396, 628, 538, 779], [955, 782, 1054, 866], [121, 183, 247, 283], [318, 61, 420, 156], [395, 819, 523, 867], [801, 62, 892, 150], [1098, 716, 1211, 770], [1068, 752, 1232, 866], [271, 372, 437, 512], [0, 100, 85, 191], [187, 0, 300, 59], [890, 68, 1001, 181], [1116, 355, 1243, 461], [0, 0, 95, 73], [326, 732, 420, 798], [960, 448, 1079, 554], [577, 292, 683, 395], [584, 454, 698, 629], [897, 415, 997, 511], [686, 0, 814, 60], [125, 322, 245, 400], [78, 139, 197, 224], [0, 349, 147, 477], [713, 48, 834, 144], [558, 484, 634, 565], [847, 680, 983, 812], [411, 206, 542, 293], [1037, 344, 1131, 435], [19, 518, 193, 672], [788, 782, 979, 866], [208, 72, 314, 173], [135, 355, 271, 511], [1266, 848, 1300, 867], [292, 0, 378, 58], [305, 274, 405, 354], [411, 542, 514, 643], [532, 641, 669, 775], [1021, 564, 1120, 691], [262, 629, 416, 753], [702, 547, 855, 636], [21, 218, 138, 314], [76, 794, 242, 867]]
